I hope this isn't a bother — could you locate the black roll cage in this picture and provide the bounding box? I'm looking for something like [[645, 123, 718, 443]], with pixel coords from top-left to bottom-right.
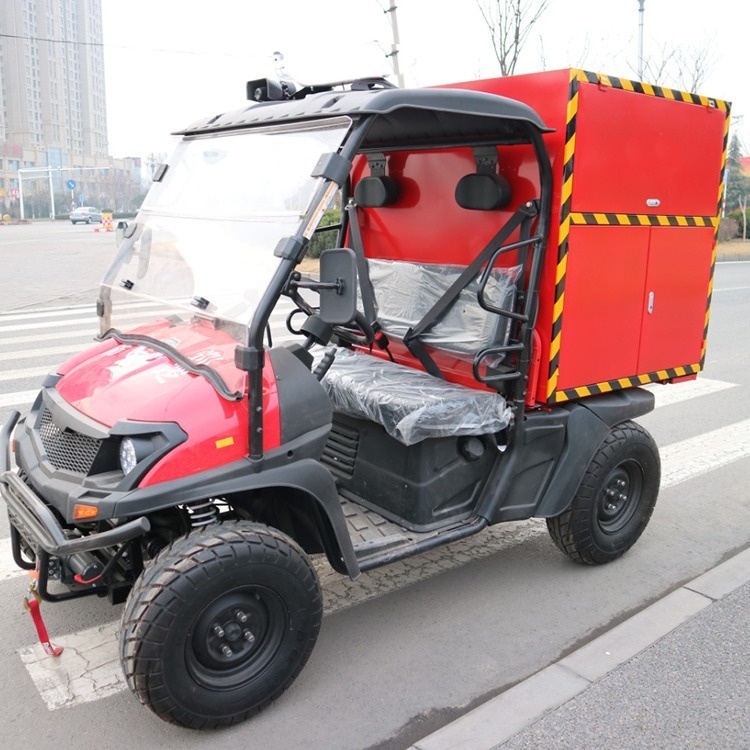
[[235, 101, 553, 463]]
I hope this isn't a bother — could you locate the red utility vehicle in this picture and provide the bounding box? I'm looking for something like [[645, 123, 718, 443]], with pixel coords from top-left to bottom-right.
[[0, 69, 729, 728]]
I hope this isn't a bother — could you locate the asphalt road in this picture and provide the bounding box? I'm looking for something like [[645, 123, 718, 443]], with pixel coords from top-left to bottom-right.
[[0, 222, 748, 749]]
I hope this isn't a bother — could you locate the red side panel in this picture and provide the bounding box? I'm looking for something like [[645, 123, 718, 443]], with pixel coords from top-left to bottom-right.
[[572, 85, 726, 216], [637, 226, 714, 373], [556, 226, 650, 390]]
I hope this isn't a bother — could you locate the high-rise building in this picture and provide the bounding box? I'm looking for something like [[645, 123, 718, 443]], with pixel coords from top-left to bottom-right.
[[0, 0, 140, 217]]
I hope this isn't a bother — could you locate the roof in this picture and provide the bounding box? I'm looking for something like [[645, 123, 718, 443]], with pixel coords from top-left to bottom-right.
[[174, 86, 552, 149]]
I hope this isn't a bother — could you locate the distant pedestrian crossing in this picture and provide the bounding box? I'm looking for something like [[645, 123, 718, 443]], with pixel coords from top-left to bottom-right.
[[0, 298, 299, 420]]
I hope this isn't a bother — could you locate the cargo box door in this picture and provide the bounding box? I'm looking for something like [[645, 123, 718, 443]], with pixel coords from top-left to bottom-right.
[[637, 226, 714, 373]]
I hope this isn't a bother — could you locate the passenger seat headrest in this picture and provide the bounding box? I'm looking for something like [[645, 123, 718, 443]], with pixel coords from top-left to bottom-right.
[[354, 176, 401, 208], [455, 173, 512, 211]]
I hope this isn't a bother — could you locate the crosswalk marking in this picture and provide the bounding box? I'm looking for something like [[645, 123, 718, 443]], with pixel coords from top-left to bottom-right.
[[0, 366, 53, 383], [646, 377, 738, 408], [11, 408, 750, 711], [2, 344, 90, 364], [2, 302, 748, 712], [0, 390, 39, 409]]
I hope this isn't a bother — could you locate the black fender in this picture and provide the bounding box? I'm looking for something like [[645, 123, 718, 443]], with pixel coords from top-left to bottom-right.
[[480, 387, 655, 523], [109, 454, 360, 578], [535, 387, 656, 518]]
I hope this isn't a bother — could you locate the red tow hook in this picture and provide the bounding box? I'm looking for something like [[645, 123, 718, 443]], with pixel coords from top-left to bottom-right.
[[23, 579, 63, 657]]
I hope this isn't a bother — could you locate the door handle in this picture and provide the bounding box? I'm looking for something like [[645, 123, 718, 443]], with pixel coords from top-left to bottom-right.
[[647, 291, 655, 314]]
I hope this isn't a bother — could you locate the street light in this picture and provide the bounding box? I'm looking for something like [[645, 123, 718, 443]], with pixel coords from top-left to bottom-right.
[[638, 0, 645, 80]]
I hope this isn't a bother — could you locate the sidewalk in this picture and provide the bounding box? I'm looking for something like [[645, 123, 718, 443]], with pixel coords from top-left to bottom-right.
[[411, 547, 750, 750]]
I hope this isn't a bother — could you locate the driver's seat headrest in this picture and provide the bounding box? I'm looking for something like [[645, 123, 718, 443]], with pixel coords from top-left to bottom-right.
[[354, 176, 400, 208]]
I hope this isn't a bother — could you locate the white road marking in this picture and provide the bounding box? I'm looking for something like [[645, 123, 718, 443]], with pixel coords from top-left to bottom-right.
[[0, 329, 100, 347], [0, 538, 25, 581], [0, 390, 40, 409], [0, 309, 166, 334], [1, 344, 96, 364], [19, 623, 125, 710], [660, 418, 750, 489], [646, 377, 738, 408], [0, 322, 743, 713], [0, 366, 52, 383], [12, 410, 750, 711]]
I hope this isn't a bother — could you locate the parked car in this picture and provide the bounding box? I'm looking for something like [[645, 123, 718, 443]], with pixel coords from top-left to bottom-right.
[[69, 206, 102, 224]]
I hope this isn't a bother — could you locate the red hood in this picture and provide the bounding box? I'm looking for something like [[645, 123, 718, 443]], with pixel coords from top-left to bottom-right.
[[56, 319, 245, 427]]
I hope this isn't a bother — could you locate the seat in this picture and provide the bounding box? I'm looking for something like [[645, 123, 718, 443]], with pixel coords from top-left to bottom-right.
[[321, 349, 511, 445]]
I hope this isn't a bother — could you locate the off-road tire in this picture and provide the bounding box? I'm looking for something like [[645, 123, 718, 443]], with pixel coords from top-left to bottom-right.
[[120, 521, 322, 729], [546, 421, 660, 565]]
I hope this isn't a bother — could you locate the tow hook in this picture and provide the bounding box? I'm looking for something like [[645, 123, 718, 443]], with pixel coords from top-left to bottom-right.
[[22, 578, 63, 657]]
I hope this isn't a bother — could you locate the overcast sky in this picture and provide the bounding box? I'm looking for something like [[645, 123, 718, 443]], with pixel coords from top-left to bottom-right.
[[102, 0, 745, 160]]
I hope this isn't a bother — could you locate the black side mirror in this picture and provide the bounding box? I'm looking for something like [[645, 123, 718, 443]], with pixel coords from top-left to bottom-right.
[[318, 248, 358, 325]]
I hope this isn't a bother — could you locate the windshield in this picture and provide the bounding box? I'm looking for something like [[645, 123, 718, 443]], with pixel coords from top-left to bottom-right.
[[98, 117, 351, 396]]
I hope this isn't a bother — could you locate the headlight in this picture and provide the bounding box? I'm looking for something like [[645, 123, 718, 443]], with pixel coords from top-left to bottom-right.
[[119, 438, 138, 474]]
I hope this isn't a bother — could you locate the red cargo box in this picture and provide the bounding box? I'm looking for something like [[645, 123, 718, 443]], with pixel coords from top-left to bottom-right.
[[447, 69, 729, 405]]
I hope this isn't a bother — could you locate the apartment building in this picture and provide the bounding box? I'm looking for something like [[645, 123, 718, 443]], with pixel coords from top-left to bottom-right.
[[0, 0, 139, 216]]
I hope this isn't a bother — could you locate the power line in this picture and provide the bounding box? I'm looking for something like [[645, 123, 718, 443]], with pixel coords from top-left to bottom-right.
[[0, 32, 245, 58]]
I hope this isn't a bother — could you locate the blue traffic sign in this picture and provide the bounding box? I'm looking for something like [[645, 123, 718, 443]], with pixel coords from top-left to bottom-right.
[[66, 179, 77, 190]]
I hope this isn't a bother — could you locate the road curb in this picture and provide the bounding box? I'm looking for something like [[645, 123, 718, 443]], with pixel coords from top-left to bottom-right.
[[410, 546, 750, 750]]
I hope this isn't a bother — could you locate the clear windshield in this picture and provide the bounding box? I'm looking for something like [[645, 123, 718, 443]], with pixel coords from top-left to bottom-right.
[[98, 117, 351, 395]]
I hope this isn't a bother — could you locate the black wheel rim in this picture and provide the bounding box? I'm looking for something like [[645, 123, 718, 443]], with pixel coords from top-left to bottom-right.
[[186, 585, 288, 691], [596, 459, 644, 534]]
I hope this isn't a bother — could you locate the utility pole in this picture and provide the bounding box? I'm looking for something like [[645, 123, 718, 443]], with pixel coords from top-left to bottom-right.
[[637, 0, 645, 80], [384, 1, 405, 88]]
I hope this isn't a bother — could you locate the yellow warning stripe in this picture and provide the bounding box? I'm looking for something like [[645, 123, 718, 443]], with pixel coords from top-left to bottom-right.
[[701, 107, 732, 365], [573, 69, 730, 112], [546, 68, 580, 400], [551, 364, 702, 404], [569, 213, 719, 227]]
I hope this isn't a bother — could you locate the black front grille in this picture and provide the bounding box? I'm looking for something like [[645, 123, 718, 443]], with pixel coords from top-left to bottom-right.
[[39, 408, 102, 474], [321, 421, 359, 479]]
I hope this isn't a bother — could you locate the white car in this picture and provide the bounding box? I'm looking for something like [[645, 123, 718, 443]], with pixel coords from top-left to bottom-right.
[[70, 206, 103, 224]]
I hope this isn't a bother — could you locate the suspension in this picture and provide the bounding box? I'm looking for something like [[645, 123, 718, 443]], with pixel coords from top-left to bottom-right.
[[185, 499, 219, 528]]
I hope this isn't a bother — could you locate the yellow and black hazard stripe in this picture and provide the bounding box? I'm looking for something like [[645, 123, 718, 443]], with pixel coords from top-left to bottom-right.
[[546, 68, 580, 400], [577, 70, 730, 112], [569, 213, 718, 228], [702, 110, 731, 366], [555, 365, 701, 403], [545, 68, 731, 405]]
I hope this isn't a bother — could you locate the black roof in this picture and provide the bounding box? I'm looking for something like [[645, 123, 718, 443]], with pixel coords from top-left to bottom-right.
[[175, 86, 552, 149]]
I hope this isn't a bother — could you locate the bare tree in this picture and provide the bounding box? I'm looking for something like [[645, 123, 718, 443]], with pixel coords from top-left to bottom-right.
[[672, 43, 716, 94], [475, 0, 552, 76], [636, 40, 716, 94]]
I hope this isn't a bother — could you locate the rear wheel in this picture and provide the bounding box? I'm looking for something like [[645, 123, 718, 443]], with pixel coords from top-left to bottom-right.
[[546, 421, 660, 565], [120, 521, 322, 728]]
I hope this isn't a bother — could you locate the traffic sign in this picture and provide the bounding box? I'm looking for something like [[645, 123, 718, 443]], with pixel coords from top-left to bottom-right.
[[66, 179, 77, 190]]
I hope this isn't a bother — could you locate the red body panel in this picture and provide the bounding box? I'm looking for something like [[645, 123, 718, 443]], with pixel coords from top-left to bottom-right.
[[396, 70, 728, 403], [54, 320, 281, 486]]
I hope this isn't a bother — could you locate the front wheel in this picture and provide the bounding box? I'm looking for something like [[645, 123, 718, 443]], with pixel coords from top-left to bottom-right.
[[120, 521, 322, 729], [546, 421, 660, 565]]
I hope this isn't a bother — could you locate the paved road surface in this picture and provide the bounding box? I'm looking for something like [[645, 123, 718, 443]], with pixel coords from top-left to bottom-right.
[[0, 224, 747, 749]]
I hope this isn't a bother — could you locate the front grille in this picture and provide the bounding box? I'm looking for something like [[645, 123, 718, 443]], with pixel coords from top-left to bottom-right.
[[39, 407, 102, 474], [321, 421, 359, 479]]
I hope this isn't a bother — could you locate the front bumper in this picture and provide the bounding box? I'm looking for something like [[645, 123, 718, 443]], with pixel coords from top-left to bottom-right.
[[1, 470, 150, 556], [0, 408, 150, 558]]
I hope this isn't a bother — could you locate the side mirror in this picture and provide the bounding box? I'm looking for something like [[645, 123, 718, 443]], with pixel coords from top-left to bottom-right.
[[318, 248, 358, 325]]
